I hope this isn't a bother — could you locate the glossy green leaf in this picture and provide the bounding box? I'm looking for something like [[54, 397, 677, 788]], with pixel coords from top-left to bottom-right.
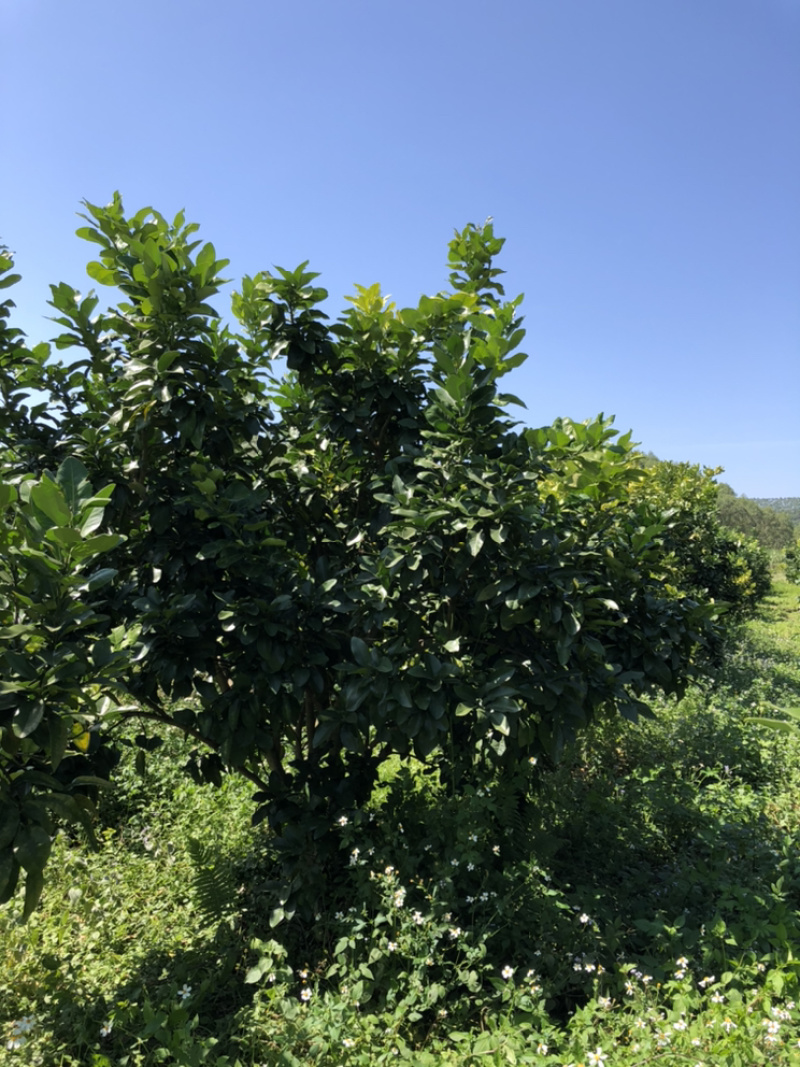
[[44, 526, 82, 547], [157, 350, 181, 373], [0, 804, 20, 850], [746, 716, 798, 735], [84, 567, 117, 591], [14, 823, 52, 873], [30, 481, 71, 526], [350, 637, 371, 667], [0, 851, 19, 902], [72, 533, 121, 559], [467, 529, 484, 557], [75, 225, 111, 247], [85, 261, 117, 285], [56, 457, 91, 512], [13, 701, 45, 739], [78, 507, 105, 537], [22, 867, 45, 920], [48, 716, 70, 770], [0, 481, 17, 509]]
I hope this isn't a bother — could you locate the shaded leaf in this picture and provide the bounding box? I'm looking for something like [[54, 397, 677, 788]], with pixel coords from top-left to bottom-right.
[[14, 823, 52, 873]]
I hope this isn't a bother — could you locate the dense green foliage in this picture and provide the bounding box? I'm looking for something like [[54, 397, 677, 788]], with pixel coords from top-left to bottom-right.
[[751, 497, 800, 529], [0, 460, 136, 918], [1, 579, 798, 1065], [0, 201, 769, 921], [717, 484, 796, 550], [635, 462, 772, 615], [786, 540, 800, 585], [639, 456, 796, 551]]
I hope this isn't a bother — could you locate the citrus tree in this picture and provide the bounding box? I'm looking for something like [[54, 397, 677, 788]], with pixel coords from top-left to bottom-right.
[[0, 203, 739, 912], [632, 459, 772, 617]]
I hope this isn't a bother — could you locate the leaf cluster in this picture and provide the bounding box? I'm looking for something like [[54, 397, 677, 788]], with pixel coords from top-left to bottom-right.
[[0, 456, 135, 917]]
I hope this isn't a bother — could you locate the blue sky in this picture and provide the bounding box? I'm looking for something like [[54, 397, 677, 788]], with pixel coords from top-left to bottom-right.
[[3, 0, 798, 496]]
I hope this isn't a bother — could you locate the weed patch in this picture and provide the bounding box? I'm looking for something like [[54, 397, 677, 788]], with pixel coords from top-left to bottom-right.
[[2, 582, 800, 1064]]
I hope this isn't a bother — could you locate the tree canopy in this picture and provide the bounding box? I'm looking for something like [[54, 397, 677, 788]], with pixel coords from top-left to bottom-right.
[[0, 199, 766, 916]]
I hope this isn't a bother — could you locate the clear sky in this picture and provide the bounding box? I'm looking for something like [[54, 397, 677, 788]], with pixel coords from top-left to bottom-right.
[[3, 0, 798, 496]]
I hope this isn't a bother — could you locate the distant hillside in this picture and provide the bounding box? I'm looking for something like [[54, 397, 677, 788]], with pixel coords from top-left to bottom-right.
[[750, 498, 800, 527], [716, 485, 796, 549]]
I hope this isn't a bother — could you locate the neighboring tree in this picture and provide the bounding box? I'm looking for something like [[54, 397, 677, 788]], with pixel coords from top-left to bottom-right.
[[0, 462, 137, 917], [0, 202, 757, 914], [1, 248, 137, 915], [634, 463, 771, 615], [786, 539, 800, 585], [636, 450, 661, 469]]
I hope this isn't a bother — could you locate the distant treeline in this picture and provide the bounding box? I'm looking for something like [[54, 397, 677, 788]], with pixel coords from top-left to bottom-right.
[[637, 454, 797, 550], [716, 485, 797, 550], [749, 498, 800, 528]]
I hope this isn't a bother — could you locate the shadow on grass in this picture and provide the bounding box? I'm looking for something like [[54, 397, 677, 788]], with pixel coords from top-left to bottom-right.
[[47, 794, 796, 1061], [41, 692, 800, 1061]]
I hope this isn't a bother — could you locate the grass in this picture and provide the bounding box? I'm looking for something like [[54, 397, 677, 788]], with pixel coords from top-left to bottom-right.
[[1, 579, 800, 1065]]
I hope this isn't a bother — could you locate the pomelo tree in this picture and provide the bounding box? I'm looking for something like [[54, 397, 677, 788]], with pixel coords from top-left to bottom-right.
[[0, 204, 738, 914]]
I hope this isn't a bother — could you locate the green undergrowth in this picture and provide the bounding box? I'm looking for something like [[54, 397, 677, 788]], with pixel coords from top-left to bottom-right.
[[2, 581, 800, 1066]]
